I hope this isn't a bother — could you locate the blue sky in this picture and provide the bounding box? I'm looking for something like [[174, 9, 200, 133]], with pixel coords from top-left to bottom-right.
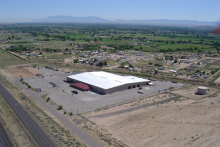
[[0, 0, 220, 22]]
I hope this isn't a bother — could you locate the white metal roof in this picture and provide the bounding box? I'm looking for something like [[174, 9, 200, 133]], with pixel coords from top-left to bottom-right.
[[67, 71, 150, 89]]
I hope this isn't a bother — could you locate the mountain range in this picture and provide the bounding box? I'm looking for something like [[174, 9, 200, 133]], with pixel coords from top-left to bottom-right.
[[32, 16, 219, 26]]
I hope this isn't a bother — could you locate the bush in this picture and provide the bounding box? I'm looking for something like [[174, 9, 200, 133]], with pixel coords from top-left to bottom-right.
[[74, 59, 79, 63], [69, 112, 73, 116], [63, 111, 66, 115], [58, 105, 63, 110], [149, 62, 153, 65], [46, 97, 50, 102], [211, 68, 219, 75], [20, 78, 23, 82]]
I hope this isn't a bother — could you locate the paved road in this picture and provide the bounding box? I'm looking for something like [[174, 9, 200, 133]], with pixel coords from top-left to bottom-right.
[[0, 83, 58, 147], [75, 96, 181, 124], [13, 79, 104, 147], [0, 123, 12, 147]]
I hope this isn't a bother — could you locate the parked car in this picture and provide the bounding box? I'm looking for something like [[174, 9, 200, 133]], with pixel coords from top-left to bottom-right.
[[72, 90, 78, 94], [138, 90, 144, 94]]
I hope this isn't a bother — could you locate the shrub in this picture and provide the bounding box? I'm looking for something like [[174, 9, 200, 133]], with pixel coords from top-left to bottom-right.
[[58, 105, 63, 110], [46, 97, 50, 102]]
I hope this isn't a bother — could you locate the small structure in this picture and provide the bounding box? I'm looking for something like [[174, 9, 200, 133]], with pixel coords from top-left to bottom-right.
[[70, 83, 90, 91], [197, 86, 208, 95], [170, 70, 176, 73]]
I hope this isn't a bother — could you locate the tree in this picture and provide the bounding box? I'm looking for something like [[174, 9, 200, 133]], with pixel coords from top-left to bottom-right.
[[74, 59, 79, 63], [170, 55, 174, 61], [98, 62, 103, 67], [129, 64, 134, 68], [154, 70, 159, 74], [149, 62, 153, 65], [174, 58, 178, 63], [216, 47, 220, 53], [120, 62, 125, 68], [103, 61, 107, 65]]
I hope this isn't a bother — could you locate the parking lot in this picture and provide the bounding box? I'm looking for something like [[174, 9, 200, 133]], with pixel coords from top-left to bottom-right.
[[15, 67, 184, 114]]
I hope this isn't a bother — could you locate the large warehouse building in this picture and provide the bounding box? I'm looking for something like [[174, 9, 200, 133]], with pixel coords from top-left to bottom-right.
[[67, 71, 150, 94]]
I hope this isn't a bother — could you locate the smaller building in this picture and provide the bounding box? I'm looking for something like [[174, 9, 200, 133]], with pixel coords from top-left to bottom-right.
[[71, 83, 90, 91]]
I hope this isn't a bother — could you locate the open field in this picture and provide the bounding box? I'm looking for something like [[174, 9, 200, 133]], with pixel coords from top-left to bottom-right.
[[3, 67, 44, 78], [0, 49, 28, 67], [79, 88, 220, 147], [171, 85, 220, 100]]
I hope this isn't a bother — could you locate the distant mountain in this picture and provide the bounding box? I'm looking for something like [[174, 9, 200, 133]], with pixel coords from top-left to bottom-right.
[[32, 16, 219, 26], [192, 25, 215, 30], [32, 15, 109, 23]]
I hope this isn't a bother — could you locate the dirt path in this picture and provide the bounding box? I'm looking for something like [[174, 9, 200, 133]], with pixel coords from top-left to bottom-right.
[[75, 95, 181, 124]]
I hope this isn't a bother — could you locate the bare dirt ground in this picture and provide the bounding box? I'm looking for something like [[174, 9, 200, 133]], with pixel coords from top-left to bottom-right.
[[79, 87, 220, 147], [64, 58, 74, 63], [170, 85, 220, 100], [33, 43, 41, 45], [3, 67, 44, 78], [214, 77, 220, 84]]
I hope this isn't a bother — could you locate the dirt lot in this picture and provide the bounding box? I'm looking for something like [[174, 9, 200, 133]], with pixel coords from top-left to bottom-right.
[[79, 88, 220, 147], [3, 67, 44, 78], [214, 77, 220, 84], [170, 85, 220, 100]]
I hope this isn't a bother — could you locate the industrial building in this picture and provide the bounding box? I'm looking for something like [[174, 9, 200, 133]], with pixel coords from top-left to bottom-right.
[[67, 71, 151, 94]]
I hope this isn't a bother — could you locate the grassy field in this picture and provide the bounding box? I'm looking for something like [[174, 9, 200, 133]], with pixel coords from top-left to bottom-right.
[[0, 49, 28, 68], [44, 52, 73, 59]]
